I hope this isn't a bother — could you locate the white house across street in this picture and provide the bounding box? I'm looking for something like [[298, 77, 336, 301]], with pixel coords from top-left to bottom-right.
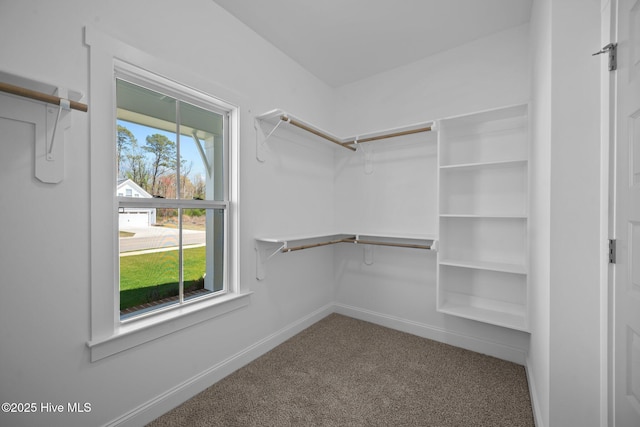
[[117, 178, 156, 228]]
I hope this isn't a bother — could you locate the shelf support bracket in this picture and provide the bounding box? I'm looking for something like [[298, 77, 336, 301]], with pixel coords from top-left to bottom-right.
[[38, 87, 71, 184], [355, 141, 374, 175], [255, 241, 286, 280], [47, 97, 70, 160], [350, 235, 374, 265], [363, 244, 374, 265], [255, 116, 288, 162]]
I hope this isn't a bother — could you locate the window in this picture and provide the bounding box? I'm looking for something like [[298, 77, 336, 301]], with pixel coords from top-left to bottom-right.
[[116, 71, 229, 320], [86, 27, 246, 362]]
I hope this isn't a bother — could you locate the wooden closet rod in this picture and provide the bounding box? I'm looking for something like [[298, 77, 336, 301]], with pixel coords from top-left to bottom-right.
[[343, 237, 432, 250], [282, 237, 354, 253], [282, 236, 432, 253], [281, 115, 357, 151], [0, 81, 88, 112], [342, 126, 432, 147], [278, 115, 431, 151]]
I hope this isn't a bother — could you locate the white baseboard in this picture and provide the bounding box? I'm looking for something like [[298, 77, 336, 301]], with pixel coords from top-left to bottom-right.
[[106, 302, 529, 426], [525, 357, 546, 427], [333, 303, 528, 365], [106, 303, 334, 427]]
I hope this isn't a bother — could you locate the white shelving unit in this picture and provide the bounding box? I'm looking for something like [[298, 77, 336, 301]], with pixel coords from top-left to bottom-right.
[[436, 104, 529, 331], [254, 104, 530, 332]]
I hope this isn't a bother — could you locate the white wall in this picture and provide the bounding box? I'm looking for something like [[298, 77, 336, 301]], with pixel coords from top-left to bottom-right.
[[0, 1, 340, 426], [333, 24, 531, 135], [527, 1, 606, 426], [548, 1, 604, 425], [528, 0, 552, 425]]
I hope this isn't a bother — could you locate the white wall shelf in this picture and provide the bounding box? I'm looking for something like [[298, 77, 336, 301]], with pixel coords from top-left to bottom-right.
[[439, 217, 527, 266], [255, 232, 437, 280], [439, 159, 527, 170], [438, 296, 528, 332], [438, 264, 528, 331], [438, 258, 527, 275], [439, 214, 527, 219], [437, 104, 529, 331], [254, 108, 434, 162], [438, 104, 528, 167], [439, 160, 527, 216]]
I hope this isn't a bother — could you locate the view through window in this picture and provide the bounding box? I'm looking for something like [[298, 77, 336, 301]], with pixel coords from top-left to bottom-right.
[[116, 77, 228, 320]]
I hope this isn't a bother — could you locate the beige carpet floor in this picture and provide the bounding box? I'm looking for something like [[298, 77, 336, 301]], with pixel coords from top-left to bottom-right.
[[147, 314, 534, 426]]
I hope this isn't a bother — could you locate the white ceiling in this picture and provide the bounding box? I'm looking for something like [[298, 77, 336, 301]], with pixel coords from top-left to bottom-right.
[[212, 0, 533, 87]]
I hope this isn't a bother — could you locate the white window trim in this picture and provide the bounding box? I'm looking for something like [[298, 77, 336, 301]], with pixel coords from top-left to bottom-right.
[[115, 63, 232, 316], [84, 27, 248, 362]]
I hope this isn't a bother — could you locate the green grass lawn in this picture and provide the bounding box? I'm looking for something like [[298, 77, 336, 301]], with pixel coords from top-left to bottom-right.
[[120, 246, 207, 311]]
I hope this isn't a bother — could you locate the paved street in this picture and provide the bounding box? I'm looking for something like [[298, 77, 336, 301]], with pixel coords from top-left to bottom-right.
[[119, 226, 206, 253]]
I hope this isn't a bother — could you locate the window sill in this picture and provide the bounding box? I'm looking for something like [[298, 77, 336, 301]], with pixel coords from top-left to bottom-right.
[[87, 292, 252, 362]]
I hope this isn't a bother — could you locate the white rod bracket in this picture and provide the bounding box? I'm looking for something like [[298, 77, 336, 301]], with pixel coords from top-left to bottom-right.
[[255, 241, 286, 280], [353, 234, 374, 265], [255, 116, 288, 162], [38, 87, 71, 184], [269, 243, 286, 260], [255, 245, 268, 281], [255, 118, 266, 162], [363, 244, 374, 265], [357, 143, 373, 175], [47, 98, 70, 160]]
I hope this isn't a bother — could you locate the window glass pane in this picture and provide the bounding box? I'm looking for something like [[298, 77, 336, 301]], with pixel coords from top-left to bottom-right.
[[178, 102, 225, 201], [116, 79, 178, 198], [119, 208, 180, 319], [183, 208, 225, 302], [182, 216, 208, 301], [115, 75, 229, 321], [116, 79, 177, 125]]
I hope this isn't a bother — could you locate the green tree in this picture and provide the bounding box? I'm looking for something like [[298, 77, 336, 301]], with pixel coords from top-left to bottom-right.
[[124, 149, 151, 191], [116, 125, 136, 179], [143, 134, 176, 196], [192, 174, 206, 200]]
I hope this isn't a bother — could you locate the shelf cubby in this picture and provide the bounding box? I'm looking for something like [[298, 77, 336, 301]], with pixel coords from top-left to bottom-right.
[[438, 265, 527, 331], [439, 104, 528, 167], [438, 216, 527, 269], [439, 160, 528, 216]]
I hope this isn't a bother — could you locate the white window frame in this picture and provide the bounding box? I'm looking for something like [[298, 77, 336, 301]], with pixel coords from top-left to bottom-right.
[[85, 27, 248, 362], [115, 64, 231, 319]]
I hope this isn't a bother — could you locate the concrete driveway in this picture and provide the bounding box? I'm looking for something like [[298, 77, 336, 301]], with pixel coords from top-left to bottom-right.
[[119, 226, 206, 253]]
